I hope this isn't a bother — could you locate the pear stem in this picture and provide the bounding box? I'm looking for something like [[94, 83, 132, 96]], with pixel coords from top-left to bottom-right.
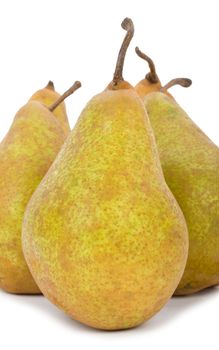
[[112, 18, 134, 85], [135, 47, 159, 83], [161, 78, 192, 92], [46, 81, 55, 90], [48, 81, 81, 112]]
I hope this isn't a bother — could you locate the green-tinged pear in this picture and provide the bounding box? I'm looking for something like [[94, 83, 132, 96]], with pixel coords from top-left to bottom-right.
[[135, 47, 219, 295]]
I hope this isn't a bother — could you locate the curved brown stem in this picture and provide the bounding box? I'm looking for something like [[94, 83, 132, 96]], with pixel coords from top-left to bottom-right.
[[135, 47, 158, 83], [46, 81, 55, 91], [161, 78, 192, 92], [48, 81, 81, 112], [113, 18, 134, 85]]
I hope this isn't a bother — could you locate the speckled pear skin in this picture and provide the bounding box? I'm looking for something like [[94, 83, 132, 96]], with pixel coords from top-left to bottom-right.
[[0, 101, 66, 294], [22, 86, 188, 330], [143, 92, 219, 295], [30, 84, 70, 135]]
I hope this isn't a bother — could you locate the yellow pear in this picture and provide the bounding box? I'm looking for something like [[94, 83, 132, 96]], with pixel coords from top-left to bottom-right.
[[0, 82, 81, 294], [22, 19, 188, 329]]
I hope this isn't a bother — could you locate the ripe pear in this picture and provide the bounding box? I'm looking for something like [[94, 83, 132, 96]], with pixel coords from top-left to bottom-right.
[[0, 81, 81, 294], [135, 48, 219, 295], [30, 81, 70, 134], [22, 18, 188, 330]]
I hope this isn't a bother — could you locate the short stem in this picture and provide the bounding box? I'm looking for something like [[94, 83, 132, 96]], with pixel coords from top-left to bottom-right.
[[161, 78, 192, 92], [112, 18, 134, 85], [135, 47, 158, 83], [46, 81, 55, 90], [48, 81, 81, 112]]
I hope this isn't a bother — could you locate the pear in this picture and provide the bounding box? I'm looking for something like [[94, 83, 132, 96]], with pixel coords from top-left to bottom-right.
[[30, 81, 71, 134], [0, 81, 81, 294], [22, 18, 188, 330], [135, 48, 219, 295]]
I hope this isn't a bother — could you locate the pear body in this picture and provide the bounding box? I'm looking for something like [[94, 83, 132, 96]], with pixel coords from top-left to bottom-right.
[[23, 88, 188, 329], [30, 85, 70, 134], [0, 101, 66, 294], [143, 92, 219, 295]]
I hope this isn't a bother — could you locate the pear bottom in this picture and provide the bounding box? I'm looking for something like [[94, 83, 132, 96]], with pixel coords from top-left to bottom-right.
[[26, 257, 186, 330], [0, 257, 40, 294]]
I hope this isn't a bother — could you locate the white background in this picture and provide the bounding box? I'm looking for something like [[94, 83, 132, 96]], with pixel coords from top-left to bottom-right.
[[0, 0, 218, 349]]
